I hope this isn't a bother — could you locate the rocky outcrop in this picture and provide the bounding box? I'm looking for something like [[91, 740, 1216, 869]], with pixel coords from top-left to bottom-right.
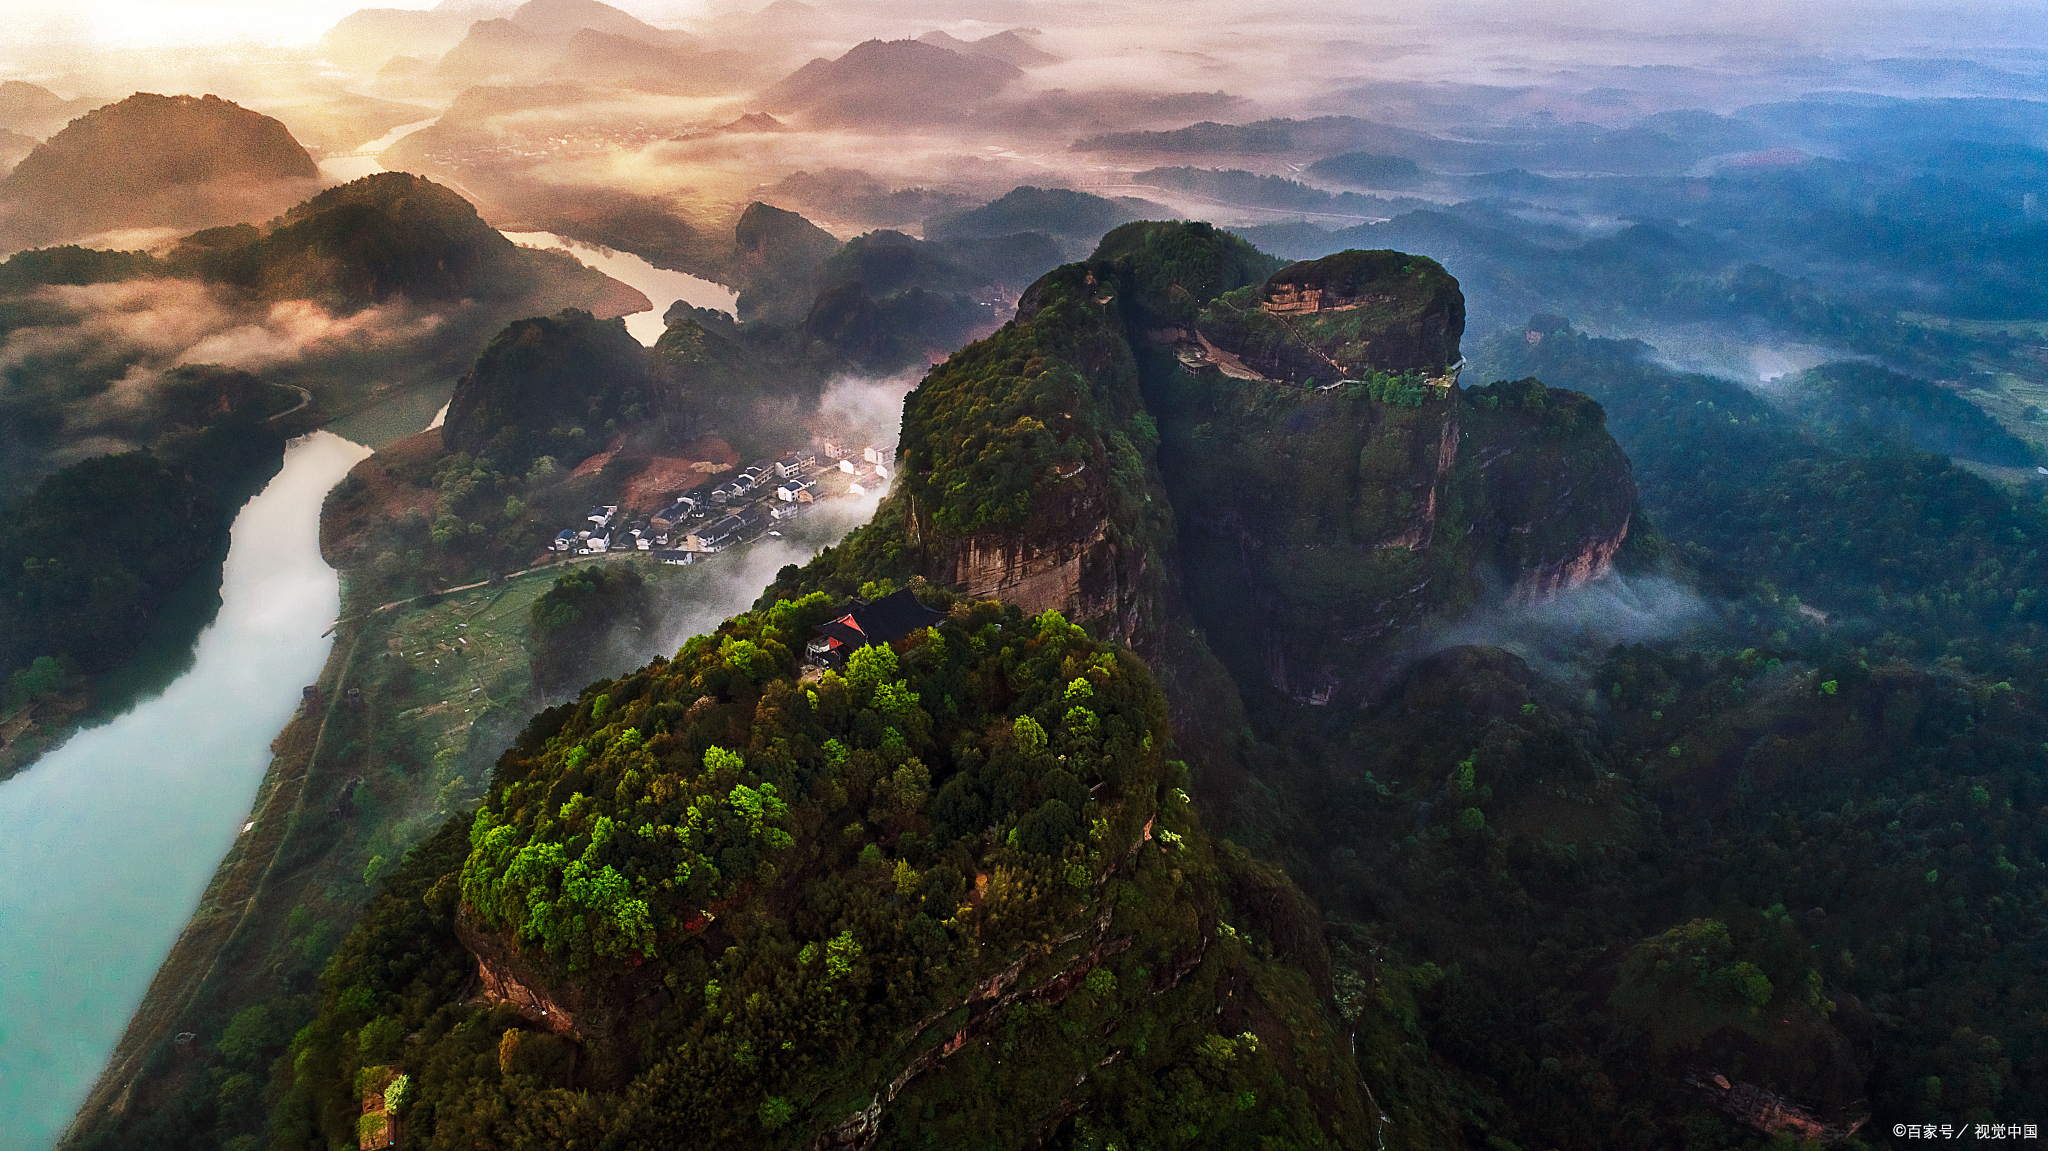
[[1505, 516, 1629, 604], [795, 225, 1637, 718], [943, 513, 1147, 645], [456, 904, 583, 1036], [1200, 249, 1466, 381], [1687, 1074, 1868, 1144], [1459, 377, 1638, 605]]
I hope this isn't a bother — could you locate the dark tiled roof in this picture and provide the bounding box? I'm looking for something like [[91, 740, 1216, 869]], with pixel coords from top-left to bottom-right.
[[843, 589, 943, 646], [816, 620, 867, 648]]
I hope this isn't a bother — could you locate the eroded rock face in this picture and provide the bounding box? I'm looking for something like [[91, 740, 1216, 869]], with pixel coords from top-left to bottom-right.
[[1459, 378, 1638, 606], [939, 480, 1150, 646], [1149, 361, 1634, 706], [455, 904, 582, 1036]]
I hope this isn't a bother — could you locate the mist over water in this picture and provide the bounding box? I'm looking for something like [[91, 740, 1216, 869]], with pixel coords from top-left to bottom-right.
[[0, 431, 368, 1151]]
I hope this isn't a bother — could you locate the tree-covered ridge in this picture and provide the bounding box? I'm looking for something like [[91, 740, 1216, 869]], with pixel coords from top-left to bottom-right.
[[0, 364, 288, 766], [441, 308, 650, 467], [526, 564, 652, 694], [1478, 322, 2048, 684], [1257, 636, 2048, 1150], [234, 172, 523, 306], [1088, 219, 1280, 328], [279, 593, 1369, 1150], [0, 452, 221, 679], [893, 261, 1148, 538], [1774, 360, 2035, 468]]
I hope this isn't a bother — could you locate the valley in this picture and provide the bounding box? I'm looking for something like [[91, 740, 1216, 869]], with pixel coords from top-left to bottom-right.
[[0, 2, 2043, 1150]]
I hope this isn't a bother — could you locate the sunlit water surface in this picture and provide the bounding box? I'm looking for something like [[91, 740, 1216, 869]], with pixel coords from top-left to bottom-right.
[[321, 123, 739, 347], [499, 231, 740, 344], [0, 431, 370, 1151]]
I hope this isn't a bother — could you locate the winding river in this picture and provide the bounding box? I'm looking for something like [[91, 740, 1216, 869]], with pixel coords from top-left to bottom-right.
[[0, 127, 747, 1151], [320, 119, 740, 348], [499, 231, 738, 345], [0, 432, 370, 1151]]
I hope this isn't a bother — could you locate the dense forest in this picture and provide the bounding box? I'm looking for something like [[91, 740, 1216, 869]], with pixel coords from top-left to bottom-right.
[[63, 213, 2048, 1150], [754, 231, 2048, 1147], [268, 593, 1369, 1150]]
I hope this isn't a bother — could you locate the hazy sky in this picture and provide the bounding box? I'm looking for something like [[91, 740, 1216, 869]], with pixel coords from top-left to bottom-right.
[[0, 1, 382, 47], [3, 0, 2046, 51]]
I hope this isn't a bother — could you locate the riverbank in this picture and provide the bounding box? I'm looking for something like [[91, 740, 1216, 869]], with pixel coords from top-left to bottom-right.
[[56, 498, 874, 1150], [0, 433, 368, 1151]]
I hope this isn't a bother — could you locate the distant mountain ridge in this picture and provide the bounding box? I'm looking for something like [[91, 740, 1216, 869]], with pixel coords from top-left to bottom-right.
[[923, 186, 1169, 247], [0, 81, 104, 137], [758, 38, 1022, 125], [432, 0, 716, 87], [0, 92, 318, 248], [915, 27, 1058, 67]]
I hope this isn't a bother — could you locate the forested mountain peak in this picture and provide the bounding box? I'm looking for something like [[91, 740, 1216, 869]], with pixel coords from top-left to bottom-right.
[[0, 92, 318, 246]]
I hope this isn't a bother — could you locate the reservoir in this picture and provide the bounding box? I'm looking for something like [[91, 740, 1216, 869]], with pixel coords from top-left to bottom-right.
[[0, 431, 370, 1151]]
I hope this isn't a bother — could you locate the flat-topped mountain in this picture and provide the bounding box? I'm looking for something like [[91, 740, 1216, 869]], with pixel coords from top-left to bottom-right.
[[1198, 248, 1467, 379], [769, 221, 1636, 728], [0, 93, 319, 247]]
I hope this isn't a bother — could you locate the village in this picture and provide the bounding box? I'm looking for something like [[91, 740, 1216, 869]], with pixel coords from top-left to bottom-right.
[[546, 435, 896, 565]]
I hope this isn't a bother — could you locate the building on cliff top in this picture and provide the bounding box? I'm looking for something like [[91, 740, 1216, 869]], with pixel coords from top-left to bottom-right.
[[806, 589, 942, 665]]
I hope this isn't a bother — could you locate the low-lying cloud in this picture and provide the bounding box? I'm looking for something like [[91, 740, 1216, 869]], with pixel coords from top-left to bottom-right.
[[1422, 573, 1715, 683]]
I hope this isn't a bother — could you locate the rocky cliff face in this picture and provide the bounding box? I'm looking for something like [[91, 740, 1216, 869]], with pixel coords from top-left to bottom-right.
[[802, 230, 1635, 714], [936, 465, 1151, 643], [775, 220, 1637, 798], [1083, 239, 1632, 706], [1459, 379, 1637, 605]]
